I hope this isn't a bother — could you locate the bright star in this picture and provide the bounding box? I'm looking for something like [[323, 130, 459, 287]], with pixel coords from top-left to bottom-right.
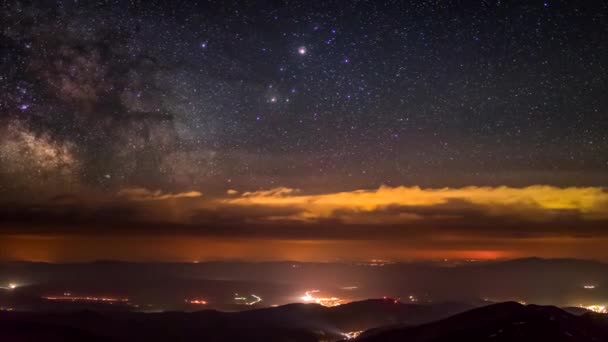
[[297, 46, 307, 55]]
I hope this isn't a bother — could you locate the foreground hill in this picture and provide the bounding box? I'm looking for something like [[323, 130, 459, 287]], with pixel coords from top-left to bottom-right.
[[354, 302, 608, 342], [3, 299, 607, 342], [0, 299, 471, 342]]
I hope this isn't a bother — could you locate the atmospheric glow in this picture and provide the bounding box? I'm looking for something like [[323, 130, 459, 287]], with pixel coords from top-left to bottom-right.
[[3, 185, 608, 263]]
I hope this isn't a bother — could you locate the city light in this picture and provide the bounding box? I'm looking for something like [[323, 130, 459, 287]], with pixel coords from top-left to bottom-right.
[[356, 259, 395, 267], [234, 293, 263, 305], [342, 330, 363, 339], [43, 295, 129, 303], [300, 290, 345, 307], [341, 286, 358, 290], [584, 285, 596, 289], [0, 283, 18, 290], [185, 299, 207, 305], [581, 305, 607, 313]]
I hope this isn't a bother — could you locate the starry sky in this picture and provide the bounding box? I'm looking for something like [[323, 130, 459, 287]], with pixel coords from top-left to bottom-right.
[[1, 0, 608, 262]]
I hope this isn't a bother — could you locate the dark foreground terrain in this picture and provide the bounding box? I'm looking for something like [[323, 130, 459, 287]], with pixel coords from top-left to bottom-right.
[[1, 300, 607, 342], [355, 302, 608, 342], [0, 299, 469, 342]]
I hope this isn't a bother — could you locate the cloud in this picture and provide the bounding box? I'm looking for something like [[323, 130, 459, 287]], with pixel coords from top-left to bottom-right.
[[241, 187, 299, 198], [0, 185, 607, 242], [117, 188, 203, 201], [224, 185, 608, 222]]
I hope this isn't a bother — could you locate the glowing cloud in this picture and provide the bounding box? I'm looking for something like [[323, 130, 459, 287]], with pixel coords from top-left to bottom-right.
[[223, 185, 608, 223], [118, 188, 203, 201]]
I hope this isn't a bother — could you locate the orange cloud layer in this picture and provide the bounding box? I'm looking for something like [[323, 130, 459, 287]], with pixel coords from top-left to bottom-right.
[[117, 188, 203, 201], [222, 185, 608, 223], [1, 185, 607, 243]]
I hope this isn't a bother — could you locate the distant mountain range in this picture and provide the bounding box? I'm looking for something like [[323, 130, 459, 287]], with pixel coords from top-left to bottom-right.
[[2, 258, 608, 341], [3, 257, 608, 311]]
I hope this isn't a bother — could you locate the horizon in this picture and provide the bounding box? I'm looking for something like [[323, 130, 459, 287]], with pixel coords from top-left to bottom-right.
[[0, 256, 606, 265]]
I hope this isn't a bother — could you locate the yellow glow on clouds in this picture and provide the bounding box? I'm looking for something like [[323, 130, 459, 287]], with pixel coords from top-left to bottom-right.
[[223, 185, 608, 222]]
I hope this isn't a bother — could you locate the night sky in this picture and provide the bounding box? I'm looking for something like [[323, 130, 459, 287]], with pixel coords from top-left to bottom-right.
[[1, 0, 607, 262]]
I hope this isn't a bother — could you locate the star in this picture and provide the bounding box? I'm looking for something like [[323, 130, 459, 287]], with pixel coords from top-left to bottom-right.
[[297, 46, 307, 55]]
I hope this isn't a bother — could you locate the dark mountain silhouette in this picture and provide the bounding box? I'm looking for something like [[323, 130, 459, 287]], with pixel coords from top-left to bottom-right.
[[353, 302, 608, 342], [2, 300, 608, 342], [0, 299, 471, 342]]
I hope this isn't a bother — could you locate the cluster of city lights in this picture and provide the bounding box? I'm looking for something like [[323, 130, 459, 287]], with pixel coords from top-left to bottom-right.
[[234, 294, 263, 306], [340, 286, 358, 290], [0, 283, 18, 290], [356, 259, 395, 267], [383, 296, 400, 304], [301, 290, 345, 307], [582, 305, 607, 313], [185, 299, 208, 305], [43, 295, 129, 303], [342, 330, 363, 339]]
